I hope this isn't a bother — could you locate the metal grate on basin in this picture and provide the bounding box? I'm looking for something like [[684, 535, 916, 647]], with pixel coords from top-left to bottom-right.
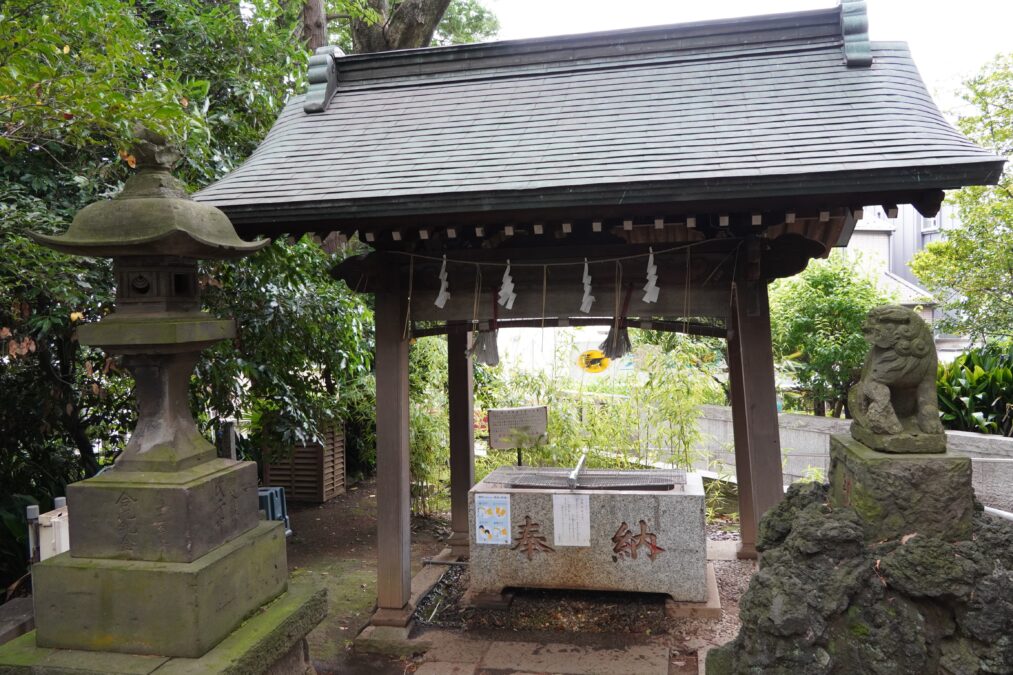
[[498, 468, 686, 491]]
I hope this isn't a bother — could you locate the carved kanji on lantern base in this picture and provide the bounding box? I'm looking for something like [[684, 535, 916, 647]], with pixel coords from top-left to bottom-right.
[[511, 516, 555, 560], [612, 519, 666, 561]]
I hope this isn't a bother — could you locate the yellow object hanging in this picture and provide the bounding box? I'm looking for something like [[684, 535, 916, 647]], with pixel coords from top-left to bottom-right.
[[578, 349, 610, 373]]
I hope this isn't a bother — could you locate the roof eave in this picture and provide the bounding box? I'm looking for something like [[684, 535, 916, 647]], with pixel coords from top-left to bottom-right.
[[210, 159, 1006, 229]]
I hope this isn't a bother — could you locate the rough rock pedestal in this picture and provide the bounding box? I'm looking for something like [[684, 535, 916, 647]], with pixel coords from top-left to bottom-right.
[[705, 305, 1013, 675]]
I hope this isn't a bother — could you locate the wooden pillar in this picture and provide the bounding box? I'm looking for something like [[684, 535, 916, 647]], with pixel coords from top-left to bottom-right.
[[727, 321, 758, 559], [446, 331, 475, 557], [730, 280, 784, 544], [372, 290, 412, 626]]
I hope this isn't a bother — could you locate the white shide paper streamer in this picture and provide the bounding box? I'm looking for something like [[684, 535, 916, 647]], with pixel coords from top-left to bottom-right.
[[498, 261, 516, 310], [580, 259, 595, 313], [642, 247, 659, 304], [434, 255, 451, 308]]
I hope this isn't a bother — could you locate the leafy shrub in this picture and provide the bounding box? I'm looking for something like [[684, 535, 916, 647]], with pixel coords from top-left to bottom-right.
[[474, 334, 725, 480], [937, 343, 1013, 436], [769, 253, 892, 417], [408, 336, 450, 516]]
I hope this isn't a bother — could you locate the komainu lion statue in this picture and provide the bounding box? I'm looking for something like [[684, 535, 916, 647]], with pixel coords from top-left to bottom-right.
[[848, 305, 946, 453]]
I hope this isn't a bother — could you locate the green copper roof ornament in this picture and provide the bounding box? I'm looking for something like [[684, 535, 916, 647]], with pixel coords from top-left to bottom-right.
[[30, 126, 267, 258]]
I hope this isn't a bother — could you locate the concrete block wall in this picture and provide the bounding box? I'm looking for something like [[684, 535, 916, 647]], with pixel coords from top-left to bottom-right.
[[693, 405, 1013, 512]]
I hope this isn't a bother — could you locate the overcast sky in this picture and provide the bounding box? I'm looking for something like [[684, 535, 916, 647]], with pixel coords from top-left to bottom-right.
[[484, 0, 1013, 115]]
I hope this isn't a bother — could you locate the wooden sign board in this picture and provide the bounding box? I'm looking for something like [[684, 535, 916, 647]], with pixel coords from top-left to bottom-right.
[[488, 406, 548, 449]]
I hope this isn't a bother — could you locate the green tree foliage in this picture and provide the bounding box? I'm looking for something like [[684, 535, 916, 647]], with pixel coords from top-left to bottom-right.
[[0, 0, 197, 154], [0, 0, 497, 585], [407, 336, 449, 515], [769, 254, 892, 417], [937, 343, 1013, 436], [326, 0, 497, 53], [474, 336, 724, 478], [1, 0, 312, 477], [910, 53, 1013, 341], [195, 237, 374, 456], [631, 330, 729, 402], [0, 0, 334, 586], [430, 0, 499, 46]]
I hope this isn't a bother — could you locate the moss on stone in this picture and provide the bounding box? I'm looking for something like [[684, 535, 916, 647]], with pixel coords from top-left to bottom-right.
[[709, 469, 1013, 675], [848, 622, 870, 638], [0, 580, 324, 675]]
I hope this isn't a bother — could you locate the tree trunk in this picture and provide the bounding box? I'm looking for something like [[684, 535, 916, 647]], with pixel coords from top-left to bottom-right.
[[37, 336, 101, 477], [351, 0, 453, 53], [814, 399, 826, 417], [300, 0, 328, 50], [65, 409, 100, 477]]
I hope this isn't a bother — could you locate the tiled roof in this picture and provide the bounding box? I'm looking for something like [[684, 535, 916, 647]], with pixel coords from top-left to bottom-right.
[[196, 3, 1004, 226]]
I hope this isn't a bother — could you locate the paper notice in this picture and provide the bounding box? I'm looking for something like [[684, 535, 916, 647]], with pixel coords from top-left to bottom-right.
[[487, 406, 548, 449], [475, 493, 511, 545], [552, 494, 590, 547]]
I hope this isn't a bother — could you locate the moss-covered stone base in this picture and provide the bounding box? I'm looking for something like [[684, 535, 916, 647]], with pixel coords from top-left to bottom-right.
[[829, 434, 973, 542], [33, 521, 287, 658], [0, 578, 325, 675], [67, 458, 259, 563], [705, 483, 1013, 675]]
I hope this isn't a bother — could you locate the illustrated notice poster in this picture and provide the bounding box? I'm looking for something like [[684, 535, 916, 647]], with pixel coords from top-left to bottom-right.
[[474, 493, 511, 545], [487, 406, 548, 449], [552, 494, 591, 547]]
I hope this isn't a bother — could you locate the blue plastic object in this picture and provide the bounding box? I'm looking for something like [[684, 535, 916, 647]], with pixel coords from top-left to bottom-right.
[[258, 486, 292, 536]]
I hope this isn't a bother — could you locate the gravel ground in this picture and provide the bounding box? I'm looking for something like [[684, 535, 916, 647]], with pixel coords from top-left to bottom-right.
[[415, 565, 670, 636], [413, 527, 757, 667]]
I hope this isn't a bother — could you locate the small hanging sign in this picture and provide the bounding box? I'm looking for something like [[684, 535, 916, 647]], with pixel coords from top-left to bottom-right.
[[475, 493, 511, 545], [488, 406, 548, 449], [577, 349, 610, 373]]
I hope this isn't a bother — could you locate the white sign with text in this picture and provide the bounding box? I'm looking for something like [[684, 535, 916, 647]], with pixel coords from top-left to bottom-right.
[[552, 493, 591, 547]]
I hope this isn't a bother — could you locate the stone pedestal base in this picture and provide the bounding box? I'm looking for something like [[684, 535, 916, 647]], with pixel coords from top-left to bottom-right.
[[67, 458, 258, 563], [850, 421, 946, 454], [446, 531, 470, 559], [829, 434, 974, 542], [370, 606, 415, 628], [0, 578, 325, 675], [735, 541, 757, 560], [33, 521, 287, 658]]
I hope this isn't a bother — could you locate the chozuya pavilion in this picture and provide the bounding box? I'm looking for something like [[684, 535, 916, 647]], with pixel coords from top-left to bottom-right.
[[194, 0, 1002, 634], [0, 0, 1000, 672]]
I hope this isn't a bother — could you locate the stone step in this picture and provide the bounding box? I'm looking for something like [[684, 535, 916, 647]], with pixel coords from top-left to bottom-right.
[[481, 641, 671, 674]]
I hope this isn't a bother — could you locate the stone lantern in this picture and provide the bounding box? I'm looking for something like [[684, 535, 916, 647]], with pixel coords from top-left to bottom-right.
[[17, 130, 316, 663]]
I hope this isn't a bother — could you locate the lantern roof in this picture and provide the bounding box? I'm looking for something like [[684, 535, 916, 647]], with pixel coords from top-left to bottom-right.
[[32, 130, 267, 259]]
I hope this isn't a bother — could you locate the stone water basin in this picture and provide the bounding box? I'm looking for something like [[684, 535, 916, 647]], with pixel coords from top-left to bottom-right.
[[468, 466, 707, 601]]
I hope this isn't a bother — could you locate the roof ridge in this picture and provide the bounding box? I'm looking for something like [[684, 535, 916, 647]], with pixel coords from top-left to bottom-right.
[[304, 5, 851, 114], [326, 41, 842, 96]]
